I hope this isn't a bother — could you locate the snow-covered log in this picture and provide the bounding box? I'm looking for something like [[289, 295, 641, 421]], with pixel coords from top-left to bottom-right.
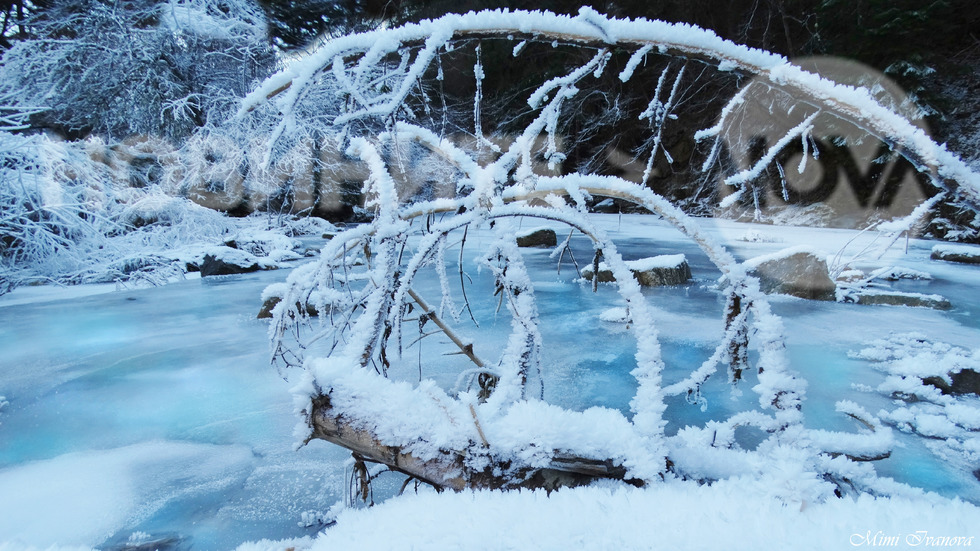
[[308, 396, 633, 492]]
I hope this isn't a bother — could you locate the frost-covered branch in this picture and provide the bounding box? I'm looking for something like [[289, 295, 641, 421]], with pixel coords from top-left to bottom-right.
[[245, 9, 967, 498], [246, 8, 980, 208]]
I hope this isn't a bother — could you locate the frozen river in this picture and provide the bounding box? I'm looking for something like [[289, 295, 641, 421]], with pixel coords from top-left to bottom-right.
[[1, 216, 979, 549]]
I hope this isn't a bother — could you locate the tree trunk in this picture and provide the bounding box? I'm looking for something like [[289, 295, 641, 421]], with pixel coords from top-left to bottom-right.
[[308, 395, 638, 492]]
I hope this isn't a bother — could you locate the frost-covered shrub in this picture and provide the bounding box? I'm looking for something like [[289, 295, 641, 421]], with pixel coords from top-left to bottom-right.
[[0, 132, 119, 288], [0, 0, 275, 142], [0, 131, 245, 292]]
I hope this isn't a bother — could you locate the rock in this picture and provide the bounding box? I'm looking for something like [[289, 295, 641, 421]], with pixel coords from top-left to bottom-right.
[[580, 263, 615, 283], [257, 296, 280, 319], [182, 246, 273, 276], [516, 228, 558, 248], [849, 290, 951, 310], [200, 253, 260, 277], [257, 296, 319, 319], [581, 255, 691, 286], [592, 198, 619, 213], [745, 247, 836, 301], [931, 244, 980, 264], [224, 231, 300, 257], [922, 369, 980, 396], [922, 375, 952, 394], [951, 369, 980, 395], [629, 255, 692, 286]]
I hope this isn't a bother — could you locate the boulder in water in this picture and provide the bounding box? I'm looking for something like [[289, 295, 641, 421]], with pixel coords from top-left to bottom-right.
[[581, 255, 691, 287], [516, 227, 558, 248], [745, 247, 836, 301]]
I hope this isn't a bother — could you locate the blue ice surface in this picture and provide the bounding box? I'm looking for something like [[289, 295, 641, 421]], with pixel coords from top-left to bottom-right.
[[0, 221, 978, 548], [0, 270, 350, 549]]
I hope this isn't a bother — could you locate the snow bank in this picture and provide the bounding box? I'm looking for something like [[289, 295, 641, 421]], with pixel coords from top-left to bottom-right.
[[251, 481, 980, 551], [0, 441, 254, 548]]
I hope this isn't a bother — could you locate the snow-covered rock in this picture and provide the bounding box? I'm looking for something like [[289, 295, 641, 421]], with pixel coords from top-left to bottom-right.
[[931, 243, 980, 264], [925, 369, 980, 397], [591, 198, 619, 213], [200, 252, 262, 277], [180, 246, 275, 276], [257, 282, 319, 319], [744, 246, 836, 301], [841, 288, 951, 310], [224, 230, 300, 257], [515, 227, 558, 248], [581, 255, 691, 286]]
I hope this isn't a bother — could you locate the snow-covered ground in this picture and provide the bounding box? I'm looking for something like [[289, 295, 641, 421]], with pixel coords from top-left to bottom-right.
[[1, 215, 979, 549]]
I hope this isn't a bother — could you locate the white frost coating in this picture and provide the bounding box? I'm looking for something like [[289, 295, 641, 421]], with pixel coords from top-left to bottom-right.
[[241, 9, 783, 120], [717, 59, 737, 72], [527, 49, 609, 109], [694, 85, 751, 142], [618, 44, 652, 82], [244, 8, 969, 498], [242, 9, 980, 203], [876, 192, 945, 234], [718, 187, 745, 209], [932, 243, 980, 258], [625, 254, 687, 271], [724, 112, 818, 188], [640, 65, 685, 184]]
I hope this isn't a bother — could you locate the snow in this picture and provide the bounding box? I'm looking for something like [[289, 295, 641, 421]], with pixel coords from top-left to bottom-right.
[[599, 306, 630, 323], [742, 244, 830, 270], [932, 243, 980, 259], [624, 254, 687, 271], [280, 482, 979, 551], [515, 226, 555, 238], [580, 254, 688, 279], [5, 3, 980, 548], [0, 441, 254, 548]]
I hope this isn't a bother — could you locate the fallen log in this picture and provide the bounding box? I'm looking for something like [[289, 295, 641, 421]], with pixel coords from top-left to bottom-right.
[[308, 394, 637, 492]]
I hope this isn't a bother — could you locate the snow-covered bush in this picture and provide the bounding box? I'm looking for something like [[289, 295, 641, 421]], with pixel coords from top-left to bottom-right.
[[0, 132, 119, 289], [248, 9, 980, 501], [0, 130, 242, 291], [0, 0, 274, 142]]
